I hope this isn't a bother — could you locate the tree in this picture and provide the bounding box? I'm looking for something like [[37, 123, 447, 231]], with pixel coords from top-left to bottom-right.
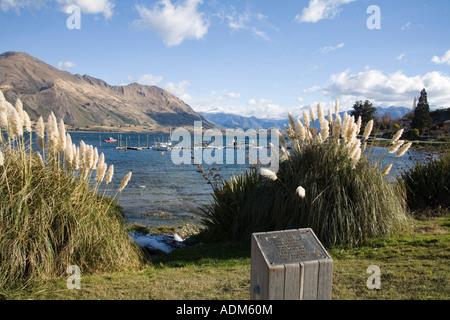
[[412, 89, 433, 134], [351, 100, 377, 129]]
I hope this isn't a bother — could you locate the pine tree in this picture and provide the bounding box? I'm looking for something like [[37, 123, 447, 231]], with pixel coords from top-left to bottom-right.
[[412, 89, 433, 134]]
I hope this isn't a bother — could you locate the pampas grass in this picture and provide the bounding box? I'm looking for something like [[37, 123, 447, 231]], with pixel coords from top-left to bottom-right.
[[0, 90, 141, 289], [201, 99, 409, 246]]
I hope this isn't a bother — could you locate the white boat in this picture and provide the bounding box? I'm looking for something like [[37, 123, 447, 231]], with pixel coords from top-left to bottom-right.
[[152, 137, 172, 151]]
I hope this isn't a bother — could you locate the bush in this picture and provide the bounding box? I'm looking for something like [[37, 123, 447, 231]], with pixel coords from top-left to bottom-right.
[[0, 93, 143, 288], [399, 152, 450, 215], [200, 103, 409, 247]]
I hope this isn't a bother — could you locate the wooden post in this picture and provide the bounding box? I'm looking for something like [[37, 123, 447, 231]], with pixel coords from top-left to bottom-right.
[[250, 228, 333, 300]]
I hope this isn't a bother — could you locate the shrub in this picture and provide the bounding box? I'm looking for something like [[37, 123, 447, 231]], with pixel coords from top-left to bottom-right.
[[399, 152, 450, 215], [200, 102, 409, 247], [0, 92, 143, 288], [199, 167, 261, 242]]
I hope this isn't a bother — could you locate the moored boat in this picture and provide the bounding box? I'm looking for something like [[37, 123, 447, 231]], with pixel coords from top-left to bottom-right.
[[104, 137, 117, 143]]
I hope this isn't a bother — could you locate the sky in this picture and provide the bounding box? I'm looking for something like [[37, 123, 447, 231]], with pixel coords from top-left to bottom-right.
[[0, 0, 450, 120]]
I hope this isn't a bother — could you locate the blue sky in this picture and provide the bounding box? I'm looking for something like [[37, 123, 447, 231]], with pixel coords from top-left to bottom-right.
[[1, 0, 450, 119]]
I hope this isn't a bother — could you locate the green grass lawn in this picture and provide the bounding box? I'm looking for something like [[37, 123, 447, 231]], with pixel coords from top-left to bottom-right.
[[2, 214, 449, 300]]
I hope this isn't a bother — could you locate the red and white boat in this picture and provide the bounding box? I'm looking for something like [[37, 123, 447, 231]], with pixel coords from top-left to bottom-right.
[[104, 137, 117, 143]]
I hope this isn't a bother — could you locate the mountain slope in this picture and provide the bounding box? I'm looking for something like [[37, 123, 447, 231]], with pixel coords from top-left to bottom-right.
[[0, 51, 214, 132]]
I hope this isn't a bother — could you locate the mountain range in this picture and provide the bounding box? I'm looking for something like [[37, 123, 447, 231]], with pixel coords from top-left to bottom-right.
[[0, 51, 214, 132], [1, 51, 441, 133], [200, 106, 414, 131]]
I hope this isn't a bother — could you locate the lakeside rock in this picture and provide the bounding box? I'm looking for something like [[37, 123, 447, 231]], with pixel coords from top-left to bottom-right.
[[129, 231, 199, 256]]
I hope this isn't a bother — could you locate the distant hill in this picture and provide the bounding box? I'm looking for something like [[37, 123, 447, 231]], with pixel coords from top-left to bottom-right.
[[199, 112, 288, 130], [0, 51, 215, 132], [430, 108, 450, 127], [375, 106, 412, 119]]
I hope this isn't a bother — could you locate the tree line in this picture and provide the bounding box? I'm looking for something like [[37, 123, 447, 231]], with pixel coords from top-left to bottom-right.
[[350, 88, 439, 138]]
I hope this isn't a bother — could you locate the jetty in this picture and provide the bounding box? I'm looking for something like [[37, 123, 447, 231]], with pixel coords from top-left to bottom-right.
[[111, 134, 171, 151]]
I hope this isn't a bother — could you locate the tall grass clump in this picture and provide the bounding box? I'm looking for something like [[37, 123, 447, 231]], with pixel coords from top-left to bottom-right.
[[201, 101, 409, 247], [399, 152, 450, 215], [0, 91, 143, 289]]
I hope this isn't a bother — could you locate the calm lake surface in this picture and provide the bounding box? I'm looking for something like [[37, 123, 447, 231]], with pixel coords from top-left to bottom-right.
[[67, 132, 437, 228]]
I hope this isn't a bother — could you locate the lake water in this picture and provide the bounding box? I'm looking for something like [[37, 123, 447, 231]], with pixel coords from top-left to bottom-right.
[[66, 132, 437, 228]]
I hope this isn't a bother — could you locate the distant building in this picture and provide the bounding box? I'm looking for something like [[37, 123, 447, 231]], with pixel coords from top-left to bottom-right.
[[400, 119, 412, 131]]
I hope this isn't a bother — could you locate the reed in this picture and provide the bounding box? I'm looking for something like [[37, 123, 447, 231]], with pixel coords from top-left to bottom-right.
[[0, 91, 143, 289]]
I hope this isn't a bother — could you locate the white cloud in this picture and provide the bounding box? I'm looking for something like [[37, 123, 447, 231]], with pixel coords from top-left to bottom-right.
[[56, 0, 114, 19], [303, 85, 321, 94], [401, 22, 411, 31], [431, 49, 450, 65], [193, 95, 294, 120], [57, 61, 76, 70], [218, 7, 277, 41], [396, 54, 406, 61], [247, 98, 271, 106], [163, 80, 192, 102], [323, 68, 450, 108], [318, 42, 345, 54], [0, 0, 44, 12], [295, 0, 356, 24], [226, 10, 250, 31], [190, 91, 243, 114], [0, 0, 114, 18], [128, 74, 164, 86], [226, 92, 241, 99], [132, 0, 209, 47]]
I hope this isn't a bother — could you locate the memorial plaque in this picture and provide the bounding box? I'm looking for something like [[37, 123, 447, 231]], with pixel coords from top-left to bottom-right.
[[250, 228, 333, 300], [255, 229, 329, 266]]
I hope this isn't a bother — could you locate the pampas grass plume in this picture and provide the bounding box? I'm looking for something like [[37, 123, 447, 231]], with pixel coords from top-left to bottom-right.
[[105, 164, 114, 185], [396, 142, 412, 158], [119, 172, 132, 192], [79, 141, 86, 167], [296, 186, 306, 199], [7, 105, 23, 138], [260, 168, 278, 181], [363, 120, 374, 141], [58, 119, 66, 151], [382, 164, 393, 176], [310, 106, 316, 123], [96, 153, 106, 182], [65, 134, 73, 166], [47, 112, 59, 149], [23, 111, 32, 132], [302, 110, 310, 128], [391, 129, 404, 144], [296, 119, 306, 142], [93, 147, 99, 169], [73, 146, 80, 170], [389, 140, 404, 154]]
